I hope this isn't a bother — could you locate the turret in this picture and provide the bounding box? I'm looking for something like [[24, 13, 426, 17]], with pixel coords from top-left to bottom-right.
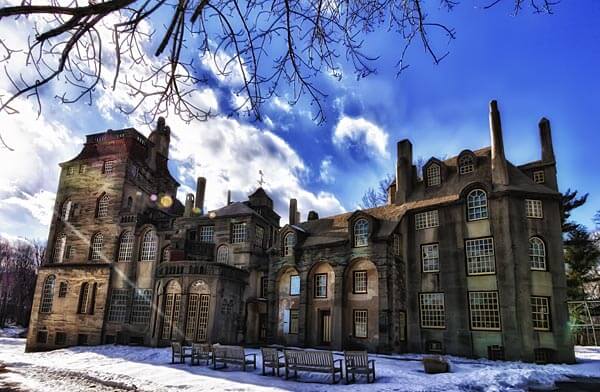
[[489, 100, 510, 186]]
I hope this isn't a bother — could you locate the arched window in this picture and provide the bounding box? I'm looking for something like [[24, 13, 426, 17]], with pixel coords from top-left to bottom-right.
[[216, 245, 229, 264], [53, 233, 67, 263], [126, 196, 133, 211], [467, 189, 488, 221], [97, 194, 110, 218], [40, 275, 55, 313], [90, 233, 103, 261], [283, 233, 296, 256], [117, 231, 134, 262], [354, 218, 369, 247], [162, 246, 171, 263], [529, 237, 546, 270], [459, 155, 475, 175], [140, 229, 157, 261], [61, 199, 72, 221], [426, 164, 441, 187], [78, 282, 90, 314]]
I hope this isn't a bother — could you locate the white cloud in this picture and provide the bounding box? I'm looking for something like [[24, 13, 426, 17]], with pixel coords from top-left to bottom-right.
[[272, 97, 292, 113], [319, 156, 334, 184], [332, 116, 389, 159]]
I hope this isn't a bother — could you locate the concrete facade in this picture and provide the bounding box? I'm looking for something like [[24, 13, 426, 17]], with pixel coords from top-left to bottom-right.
[[26, 102, 574, 363]]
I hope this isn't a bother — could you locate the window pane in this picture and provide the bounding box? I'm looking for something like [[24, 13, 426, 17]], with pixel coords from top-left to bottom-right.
[[422, 244, 440, 272], [199, 226, 214, 243], [465, 237, 495, 275], [354, 219, 369, 247], [118, 231, 134, 262], [467, 189, 488, 221], [283, 233, 296, 256], [469, 291, 501, 330], [232, 223, 247, 243], [216, 245, 229, 264], [40, 276, 55, 313], [354, 310, 368, 338], [131, 289, 152, 324], [426, 164, 441, 186], [419, 293, 445, 328], [353, 271, 368, 293], [415, 210, 439, 230], [529, 237, 546, 270], [91, 233, 103, 261], [140, 230, 157, 261], [531, 296, 551, 331], [107, 288, 129, 322], [315, 274, 327, 298], [526, 199, 543, 218], [290, 275, 300, 295]]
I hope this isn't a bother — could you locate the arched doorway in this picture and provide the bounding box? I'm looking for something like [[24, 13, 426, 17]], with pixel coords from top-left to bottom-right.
[[161, 280, 181, 341], [185, 280, 211, 342]]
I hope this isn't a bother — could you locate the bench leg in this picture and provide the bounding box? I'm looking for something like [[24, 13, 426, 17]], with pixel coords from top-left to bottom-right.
[[331, 369, 336, 384], [285, 366, 289, 380], [262, 363, 265, 376]]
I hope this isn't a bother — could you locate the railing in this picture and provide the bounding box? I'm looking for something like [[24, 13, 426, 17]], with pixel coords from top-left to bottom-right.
[[156, 260, 248, 281]]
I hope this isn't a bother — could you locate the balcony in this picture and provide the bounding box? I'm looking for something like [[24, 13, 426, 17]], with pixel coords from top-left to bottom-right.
[[156, 260, 248, 281]]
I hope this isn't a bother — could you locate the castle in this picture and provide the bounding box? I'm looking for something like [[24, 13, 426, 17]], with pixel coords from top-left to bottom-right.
[[26, 102, 575, 363]]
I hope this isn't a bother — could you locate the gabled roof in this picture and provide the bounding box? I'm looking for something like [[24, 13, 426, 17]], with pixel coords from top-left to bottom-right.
[[208, 202, 258, 218]]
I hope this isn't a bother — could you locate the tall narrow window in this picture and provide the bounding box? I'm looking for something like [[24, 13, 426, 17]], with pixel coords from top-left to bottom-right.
[[526, 199, 543, 218], [426, 164, 441, 187], [231, 223, 247, 243], [255, 225, 265, 248], [140, 230, 157, 261], [196, 294, 210, 341], [185, 294, 200, 340], [421, 243, 440, 272], [126, 196, 133, 211], [283, 233, 296, 256], [459, 155, 475, 175], [58, 282, 68, 297], [419, 293, 445, 328], [90, 233, 103, 261], [531, 296, 551, 331], [290, 275, 300, 295], [529, 237, 547, 270], [465, 237, 495, 275], [97, 194, 110, 218], [118, 231, 134, 262], [467, 189, 488, 221], [61, 199, 72, 221], [161, 246, 171, 263], [353, 219, 369, 247], [260, 276, 268, 298], [53, 233, 67, 263], [216, 245, 229, 264], [314, 273, 327, 298], [353, 271, 368, 293], [78, 282, 90, 314], [289, 309, 299, 334], [469, 291, 501, 330], [107, 288, 129, 322], [353, 310, 368, 338], [131, 289, 152, 324], [393, 234, 401, 256], [39, 275, 55, 313]]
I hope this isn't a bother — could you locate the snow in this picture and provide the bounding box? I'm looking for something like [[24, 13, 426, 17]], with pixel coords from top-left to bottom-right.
[[0, 337, 598, 392]]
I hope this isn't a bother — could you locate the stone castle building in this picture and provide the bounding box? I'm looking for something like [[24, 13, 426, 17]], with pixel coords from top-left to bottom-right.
[[26, 102, 575, 363]]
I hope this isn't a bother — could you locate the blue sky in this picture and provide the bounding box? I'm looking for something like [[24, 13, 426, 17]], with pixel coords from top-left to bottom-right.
[[0, 1, 598, 240]]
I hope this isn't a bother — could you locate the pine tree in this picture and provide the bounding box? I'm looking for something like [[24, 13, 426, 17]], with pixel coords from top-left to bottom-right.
[[564, 224, 600, 300]]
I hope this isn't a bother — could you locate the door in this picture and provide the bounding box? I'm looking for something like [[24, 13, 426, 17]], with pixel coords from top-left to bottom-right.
[[320, 310, 332, 345]]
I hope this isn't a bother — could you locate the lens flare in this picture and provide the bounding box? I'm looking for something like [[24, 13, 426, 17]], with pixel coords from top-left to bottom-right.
[[150, 194, 158, 202], [160, 195, 173, 208]]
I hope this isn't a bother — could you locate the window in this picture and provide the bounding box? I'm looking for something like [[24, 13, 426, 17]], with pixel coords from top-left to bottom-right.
[[140, 230, 157, 261], [103, 160, 115, 174], [199, 226, 214, 243], [419, 293, 445, 328], [467, 189, 488, 221], [459, 155, 475, 175], [353, 218, 369, 247], [65, 246, 74, 260], [283, 233, 296, 256], [55, 332, 67, 346], [97, 194, 110, 218], [131, 289, 152, 324], [61, 199, 72, 221], [533, 170, 545, 184], [314, 273, 327, 298], [415, 210, 439, 230], [78, 283, 90, 314], [421, 243, 440, 272], [79, 164, 87, 174], [393, 234, 401, 256], [39, 275, 55, 313], [161, 246, 171, 263], [126, 196, 133, 211], [353, 271, 368, 293], [107, 288, 129, 322], [255, 225, 264, 248], [90, 233, 103, 261], [353, 310, 368, 338], [118, 231, 134, 262], [260, 276, 268, 298], [67, 166, 75, 176], [290, 275, 300, 295], [465, 237, 495, 275], [289, 309, 299, 334], [531, 296, 551, 331], [231, 222, 247, 243], [426, 164, 441, 186], [526, 199, 543, 218], [196, 294, 210, 341], [37, 330, 48, 344], [469, 291, 501, 330], [529, 237, 547, 270], [58, 282, 68, 298], [216, 245, 229, 264], [53, 233, 67, 263]]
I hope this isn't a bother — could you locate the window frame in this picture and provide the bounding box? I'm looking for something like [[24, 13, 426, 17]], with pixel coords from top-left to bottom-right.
[[468, 290, 501, 331], [421, 243, 440, 273], [103, 160, 115, 174], [289, 275, 300, 296], [39, 275, 56, 314], [419, 292, 446, 329], [90, 233, 103, 261], [526, 199, 544, 219], [314, 273, 328, 298], [260, 276, 268, 298], [289, 308, 299, 334], [216, 244, 230, 264], [353, 218, 369, 247], [415, 210, 439, 230], [533, 170, 545, 184], [464, 237, 496, 276], [107, 288, 129, 323], [97, 193, 110, 218], [352, 270, 368, 294], [139, 229, 158, 262], [466, 189, 489, 221], [283, 232, 296, 256], [231, 222, 248, 244], [529, 236, 547, 271], [426, 163, 441, 187], [458, 154, 475, 175], [255, 225, 265, 248], [58, 282, 68, 298], [117, 231, 134, 262], [353, 309, 368, 338], [531, 296, 552, 331]]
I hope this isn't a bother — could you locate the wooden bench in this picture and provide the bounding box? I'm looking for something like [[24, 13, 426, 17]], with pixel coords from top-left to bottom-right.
[[284, 349, 343, 384], [344, 351, 375, 383], [171, 342, 191, 364], [261, 347, 285, 376], [212, 344, 257, 371], [191, 343, 212, 366]]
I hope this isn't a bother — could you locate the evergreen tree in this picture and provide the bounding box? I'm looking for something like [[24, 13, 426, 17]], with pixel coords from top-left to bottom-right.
[[560, 189, 588, 234], [564, 224, 600, 300]]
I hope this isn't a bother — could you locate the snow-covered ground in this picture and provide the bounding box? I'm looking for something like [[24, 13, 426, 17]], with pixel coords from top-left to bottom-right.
[[0, 336, 598, 392]]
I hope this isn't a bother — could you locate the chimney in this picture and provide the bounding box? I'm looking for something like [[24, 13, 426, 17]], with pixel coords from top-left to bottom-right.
[[184, 194, 194, 217], [289, 198, 298, 225], [395, 139, 413, 204], [539, 117, 555, 163], [489, 100, 510, 186], [296, 211, 301, 224], [195, 177, 206, 213], [227, 190, 232, 205], [307, 210, 319, 221]]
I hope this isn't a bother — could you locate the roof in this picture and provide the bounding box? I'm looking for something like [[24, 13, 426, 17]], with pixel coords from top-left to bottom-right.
[[207, 202, 259, 218]]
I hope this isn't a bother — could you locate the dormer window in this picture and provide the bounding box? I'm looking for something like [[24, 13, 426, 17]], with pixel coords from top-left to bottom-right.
[[283, 232, 296, 256], [426, 164, 441, 187], [354, 218, 369, 247], [458, 154, 475, 175], [533, 171, 545, 184]]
